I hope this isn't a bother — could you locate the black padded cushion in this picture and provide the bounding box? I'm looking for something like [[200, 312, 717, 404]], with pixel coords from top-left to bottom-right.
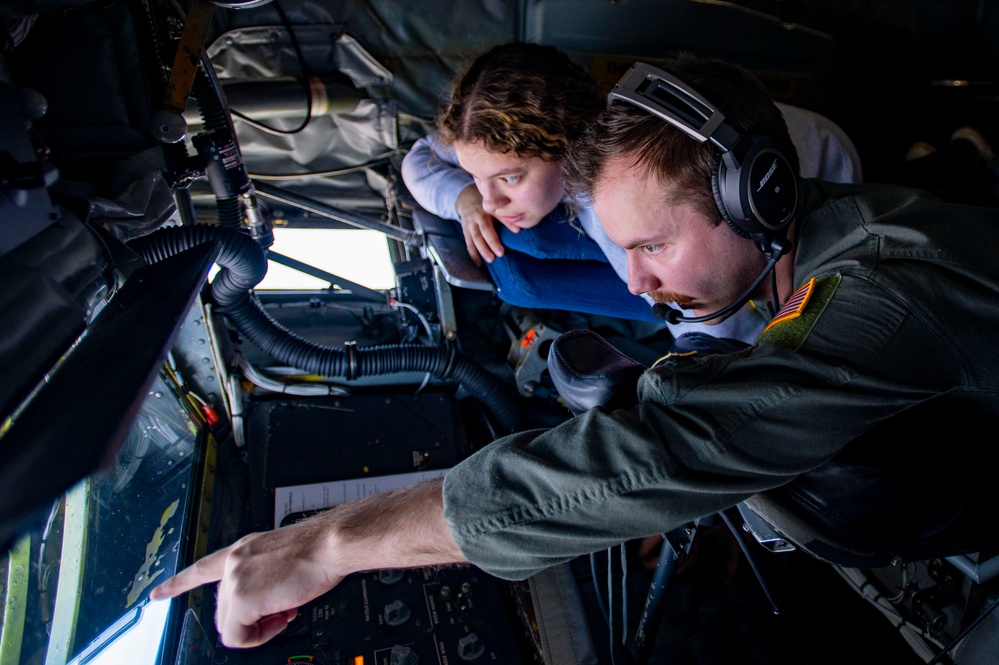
[[547, 329, 646, 417]]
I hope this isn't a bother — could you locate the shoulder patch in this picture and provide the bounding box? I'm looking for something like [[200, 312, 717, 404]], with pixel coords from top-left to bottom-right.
[[758, 274, 841, 349]]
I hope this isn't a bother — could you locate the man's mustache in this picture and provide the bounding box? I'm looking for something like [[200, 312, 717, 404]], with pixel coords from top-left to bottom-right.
[[649, 291, 693, 306]]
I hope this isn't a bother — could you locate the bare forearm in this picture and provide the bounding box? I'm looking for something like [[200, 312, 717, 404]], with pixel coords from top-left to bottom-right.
[[150, 477, 466, 648], [316, 477, 466, 575]]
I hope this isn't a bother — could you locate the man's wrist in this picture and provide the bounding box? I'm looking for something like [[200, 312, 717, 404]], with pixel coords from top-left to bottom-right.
[[319, 519, 359, 577], [304, 478, 460, 576]]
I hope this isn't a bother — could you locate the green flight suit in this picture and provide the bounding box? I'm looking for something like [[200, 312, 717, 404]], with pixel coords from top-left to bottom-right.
[[442, 180, 999, 580]]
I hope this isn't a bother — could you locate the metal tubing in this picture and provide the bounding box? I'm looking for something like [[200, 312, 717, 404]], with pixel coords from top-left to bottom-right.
[[946, 553, 999, 584], [266, 250, 386, 302], [253, 180, 416, 244]]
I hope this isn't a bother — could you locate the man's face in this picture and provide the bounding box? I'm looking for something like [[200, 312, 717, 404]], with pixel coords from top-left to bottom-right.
[[593, 155, 769, 323], [454, 140, 566, 230]]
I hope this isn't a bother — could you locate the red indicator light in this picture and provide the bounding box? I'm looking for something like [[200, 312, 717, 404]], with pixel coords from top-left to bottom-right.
[[201, 405, 220, 427], [521, 328, 537, 348]]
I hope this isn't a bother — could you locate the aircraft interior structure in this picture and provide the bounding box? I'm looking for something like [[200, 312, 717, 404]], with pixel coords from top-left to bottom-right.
[[1, 1, 998, 664]]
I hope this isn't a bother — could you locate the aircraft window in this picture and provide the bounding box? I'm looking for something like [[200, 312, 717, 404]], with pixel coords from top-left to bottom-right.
[[70, 599, 172, 665], [257, 227, 395, 291], [0, 372, 198, 664]]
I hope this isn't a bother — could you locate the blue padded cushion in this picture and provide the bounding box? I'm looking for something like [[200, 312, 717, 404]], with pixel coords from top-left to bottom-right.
[[486, 250, 659, 322], [449, 211, 660, 322], [497, 222, 608, 262]]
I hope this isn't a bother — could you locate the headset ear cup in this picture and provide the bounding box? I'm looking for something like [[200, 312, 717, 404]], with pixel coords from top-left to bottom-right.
[[714, 138, 799, 242], [711, 155, 751, 239], [745, 146, 798, 234]]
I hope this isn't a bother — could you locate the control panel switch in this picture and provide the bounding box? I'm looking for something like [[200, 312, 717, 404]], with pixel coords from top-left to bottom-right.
[[457, 633, 485, 661], [383, 599, 412, 626], [390, 644, 420, 665]]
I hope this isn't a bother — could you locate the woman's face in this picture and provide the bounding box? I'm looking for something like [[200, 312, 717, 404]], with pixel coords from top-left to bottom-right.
[[453, 141, 566, 229]]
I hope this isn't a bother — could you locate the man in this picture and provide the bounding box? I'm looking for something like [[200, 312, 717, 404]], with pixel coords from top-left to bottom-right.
[[152, 54, 999, 649]]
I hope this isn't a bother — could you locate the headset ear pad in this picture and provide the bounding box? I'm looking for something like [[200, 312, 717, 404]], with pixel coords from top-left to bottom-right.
[[711, 135, 799, 239]]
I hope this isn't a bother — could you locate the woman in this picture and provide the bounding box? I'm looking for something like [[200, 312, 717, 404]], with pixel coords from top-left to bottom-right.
[[401, 42, 861, 339]]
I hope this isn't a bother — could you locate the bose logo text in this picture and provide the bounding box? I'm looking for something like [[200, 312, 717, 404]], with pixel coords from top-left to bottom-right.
[[757, 159, 778, 192]]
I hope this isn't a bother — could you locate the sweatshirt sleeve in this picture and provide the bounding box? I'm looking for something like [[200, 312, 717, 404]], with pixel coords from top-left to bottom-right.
[[400, 134, 475, 220]]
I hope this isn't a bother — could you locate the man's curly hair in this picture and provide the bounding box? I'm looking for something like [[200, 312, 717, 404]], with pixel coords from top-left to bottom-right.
[[436, 42, 603, 163]]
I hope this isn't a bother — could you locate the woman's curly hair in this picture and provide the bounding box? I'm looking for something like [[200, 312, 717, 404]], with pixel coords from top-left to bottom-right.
[[436, 42, 603, 162]]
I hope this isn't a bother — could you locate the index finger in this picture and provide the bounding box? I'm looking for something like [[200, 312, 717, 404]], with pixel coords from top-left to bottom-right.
[[461, 223, 485, 266], [477, 217, 505, 258], [149, 545, 231, 600]]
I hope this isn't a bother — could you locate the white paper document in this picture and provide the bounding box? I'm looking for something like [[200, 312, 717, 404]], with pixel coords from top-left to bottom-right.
[[274, 469, 449, 527]]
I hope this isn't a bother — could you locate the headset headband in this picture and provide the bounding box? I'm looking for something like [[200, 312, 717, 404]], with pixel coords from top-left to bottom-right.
[[607, 62, 799, 250], [609, 62, 741, 152]]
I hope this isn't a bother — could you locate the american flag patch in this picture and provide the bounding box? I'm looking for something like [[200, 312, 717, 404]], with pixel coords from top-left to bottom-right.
[[763, 277, 816, 333]]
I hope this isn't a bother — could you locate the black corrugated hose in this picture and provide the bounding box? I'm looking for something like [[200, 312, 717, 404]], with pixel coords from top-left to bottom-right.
[[127, 224, 524, 432]]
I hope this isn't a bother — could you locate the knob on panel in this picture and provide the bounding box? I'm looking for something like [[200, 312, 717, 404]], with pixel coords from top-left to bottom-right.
[[457, 633, 485, 661], [379, 569, 405, 585], [383, 599, 412, 626], [390, 644, 420, 665]]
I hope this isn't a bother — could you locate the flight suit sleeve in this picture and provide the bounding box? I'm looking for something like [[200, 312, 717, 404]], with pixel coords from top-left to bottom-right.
[[441, 272, 964, 580]]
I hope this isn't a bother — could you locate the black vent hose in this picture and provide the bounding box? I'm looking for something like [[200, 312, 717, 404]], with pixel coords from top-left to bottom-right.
[[128, 224, 524, 432]]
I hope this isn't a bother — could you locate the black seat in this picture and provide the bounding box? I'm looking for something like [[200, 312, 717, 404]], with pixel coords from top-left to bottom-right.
[[743, 397, 999, 566]]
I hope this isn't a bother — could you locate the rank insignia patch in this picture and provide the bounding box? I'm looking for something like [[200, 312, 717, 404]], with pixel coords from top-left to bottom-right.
[[758, 274, 841, 349]]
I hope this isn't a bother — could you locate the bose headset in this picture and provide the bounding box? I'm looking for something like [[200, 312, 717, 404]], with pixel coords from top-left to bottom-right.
[[608, 62, 799, 324]]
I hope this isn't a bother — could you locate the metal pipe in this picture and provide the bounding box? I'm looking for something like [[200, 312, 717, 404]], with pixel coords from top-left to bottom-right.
[[946, 553, 999, 584], [266, 250, 386, 302], [252, 180, 416, 244], [182, 76, 363, 127]]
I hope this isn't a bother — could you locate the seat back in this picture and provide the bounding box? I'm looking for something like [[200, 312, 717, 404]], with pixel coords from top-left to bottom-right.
[[745, 395, 999, 566]]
